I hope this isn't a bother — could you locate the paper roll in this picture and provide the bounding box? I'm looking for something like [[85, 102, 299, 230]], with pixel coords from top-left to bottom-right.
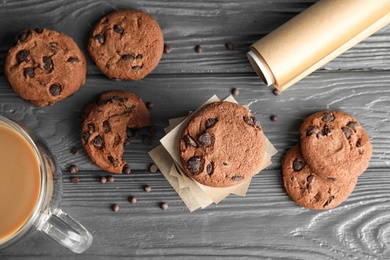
[[248, 0, 390, 91]]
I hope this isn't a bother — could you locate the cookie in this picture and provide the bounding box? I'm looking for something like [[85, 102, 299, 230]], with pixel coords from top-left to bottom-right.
[[4, 28, 86, 106], [299, 111, 372, 180], [88, 10, 164, 80], [282, 145, 357, 210], [179, 101, 267, 188], [81, 91, 151, 174]]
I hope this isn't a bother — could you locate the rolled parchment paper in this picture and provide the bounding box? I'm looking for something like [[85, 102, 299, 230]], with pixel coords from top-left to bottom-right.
[[247, 0, 390, 91]]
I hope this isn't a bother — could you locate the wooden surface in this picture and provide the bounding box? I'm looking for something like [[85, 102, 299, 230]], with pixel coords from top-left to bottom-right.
[[1, 0, 390, 259]]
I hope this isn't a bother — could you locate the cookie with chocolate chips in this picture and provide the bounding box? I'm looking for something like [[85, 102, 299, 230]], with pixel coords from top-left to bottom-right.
[[81, 91, 151, 174], [179, 101, 266, 188], [88, 10, 164, 80], [282, 145, 357, 210], [299, 111, 372, 180], [4, 28, 86, 106]]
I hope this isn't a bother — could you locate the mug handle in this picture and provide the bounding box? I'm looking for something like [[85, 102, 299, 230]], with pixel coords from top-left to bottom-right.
[[39, 209, 93, 253]]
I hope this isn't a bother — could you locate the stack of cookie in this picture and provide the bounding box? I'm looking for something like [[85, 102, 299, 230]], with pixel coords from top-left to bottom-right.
[[282, 111, 372, 210]]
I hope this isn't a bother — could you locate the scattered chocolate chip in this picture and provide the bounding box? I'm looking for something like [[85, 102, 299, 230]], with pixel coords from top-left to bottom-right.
[[16, 50, 30, 63], [307, 175, 314, 183], [225, 41, 234, 51], [198, 131, 212, 147], [128, 196, 137, 204], [99, 176, 107, 184], [70, 147, 79, 155], [82, 131, 90, 143], [43, 56, 53, 71], [103, 120, 111, 133], [122, 54, 134, 61], [306, 126, 318, 136], [186, 156, 204, 174], [342, 127, 353, 139], [108, 156, 118, 167], [183, 134, 198, 148], [232, 176, 242, 182], [93, 33, 105, 44], [67, 57, 80, 63], [111, 204, 119, 212], [270, 115, 278, 122], [323, 196, 334, 207], [69, 165, 78, 174], [136, 54, 143, 60], [164, 43, 172, 54], [123, 165, 131, 174], [146, 101, 154, 109], [322, 125, 333, 136], [243, 116, 261, 128], [293, 158, 304, 171], [195, 45, 202, 53], [71, 177, 79, 184], [206, 162, 214, 175], [93, 135, 104, 149], [160, 202, 168, 210], [132, 66, 142, 71], [144, 185, 152, 192], [143, 136, 152, 146], [322, 113, 335, 122], [49, 84, 61, 97], [113, 24, 124, 34], [17, 31, 30, 42], [347, 121, 358, 132], [272, 89, 281, 96], [35, 28, 44, 33], [150, 164, 158, 173], [205, 118, 218, 129], [231, 88, 239, 96], [24, 67, 35, 78], [107, 175, 115, 182]]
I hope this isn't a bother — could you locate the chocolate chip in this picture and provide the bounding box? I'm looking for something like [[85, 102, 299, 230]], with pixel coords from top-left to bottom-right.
[[272, 89, 281, 96], [225, 41, 234, 51], [87, 123, 95, 133], [347, 121, 358, 132], [99, 176, 107, 184], [144, 185, 152, 192], [150, 164, 158, 173], [69, 165, 78, 174], [306, 184, 312, 190], [70, 147, 79, 155], [93, 33, 105, 44], [71, 177, 79, 184], [293, 158, 304, 171], [82, 131, 90, 143], [270, 115, 278, 122], [322, 113, 335, 122], [195, 45, 202, 53], [146, 101, 154, 109], [231, 88, 239, 96], [107, 175, 115, 182], [17, 31, 30, 42], [111, 204, 119, 212], [306, 126, 318, 136], [49, 84, 61, 97], [205, 118, 218, 129], [50, 42, 58, 53], [128, 196, 137, 204], [160, 202, 168, 210], [356, 139, 361, 148], [93, 135, 104, 149], [323, 196, 334, 207], [113, 24, 124, 34], [24, 67, 35, 78], [321, 125, 333, 136], [124, 105, 135, 114], [198, 131, 212, 147], [67, 57, 80, 63], [243, 116, 261, 128], [43, 56, 53, 71], [122, 54, 134, 61], [327, 177, 336, 182], [123, 165, 131, 174], [164, 43, 172, 54], [186, 156, 204, 174], [183, 134, 198, 148], [132, 66, 142, 71], [35, 28, 44, 33], [136, 54, 143, 60], [206, 162, 214, 175], [108, 156, 118, 167], [342, 127, 353, 139], [103, 120, 111, 133], [232, 176, 242, 182], [16, 50, 30, 63]]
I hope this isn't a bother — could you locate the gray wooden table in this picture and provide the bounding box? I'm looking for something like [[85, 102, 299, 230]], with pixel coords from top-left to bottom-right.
[[1, 0, 390, 259]]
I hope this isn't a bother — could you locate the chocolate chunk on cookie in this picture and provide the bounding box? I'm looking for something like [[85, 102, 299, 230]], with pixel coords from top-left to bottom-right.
[[179, 101, 267, 188], [5, 28, 86, 106], [81, 91, 151, 174], [283, 145, 357, 210], [299, 111, 372, 180], [88, 10, 164, 81]]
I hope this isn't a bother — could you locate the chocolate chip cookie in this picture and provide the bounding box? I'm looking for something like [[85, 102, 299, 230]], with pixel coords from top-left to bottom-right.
[[179, 101, 267, 188], [299, 111, 372, 180], [4, 28, 86, 106], [282, 145, 357, 210], [81, 91, 151, 174], [88, 10, 164, 81]]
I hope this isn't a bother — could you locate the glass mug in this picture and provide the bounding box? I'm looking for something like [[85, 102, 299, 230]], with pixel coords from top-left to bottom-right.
[[0, 116, 93, 253]]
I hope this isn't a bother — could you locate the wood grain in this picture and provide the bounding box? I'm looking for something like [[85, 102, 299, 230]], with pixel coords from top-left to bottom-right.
[[0, 0, 390, 259]]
